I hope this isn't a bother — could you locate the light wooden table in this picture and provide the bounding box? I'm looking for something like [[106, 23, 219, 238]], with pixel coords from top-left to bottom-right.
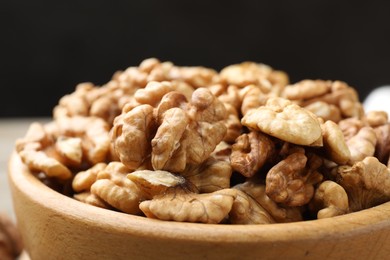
[[0, 118, 50, 221]]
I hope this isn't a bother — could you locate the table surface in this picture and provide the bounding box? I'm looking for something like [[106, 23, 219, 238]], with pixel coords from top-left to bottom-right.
[[0, 118, 50, 221]]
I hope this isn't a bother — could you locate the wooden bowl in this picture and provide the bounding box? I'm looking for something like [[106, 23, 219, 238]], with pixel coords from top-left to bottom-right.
[[8, 151, 390, 260]]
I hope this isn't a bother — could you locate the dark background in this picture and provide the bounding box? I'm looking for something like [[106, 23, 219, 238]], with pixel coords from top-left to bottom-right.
[[1, 1, 390, 117]]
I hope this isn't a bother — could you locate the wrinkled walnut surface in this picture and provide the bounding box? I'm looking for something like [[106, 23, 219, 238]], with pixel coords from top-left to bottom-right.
[[14, 57, 390, 225]]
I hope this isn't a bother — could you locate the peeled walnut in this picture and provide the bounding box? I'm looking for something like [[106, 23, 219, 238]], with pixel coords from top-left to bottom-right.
[[240, 85, 271, 116], [112, 88, 227, 173], [242, 97, 322, 146], [304, 101, 342, 122], [234, 181, 303, 223], [321, 120, 351, 164], [220, 61, 288, 92], [167, 65, 220, 89], [229, 189, 275, 224], [111, 104, 156, 170], [181, 157, 232, 193], [338, 117, 366, 141], [346, 126, 377, 163], [55, 136, 83, 166], [151, 107, 189, 172], [309, 180, 349, 219], [73, 192, 112, 209], [140, 188, 236, 224], [0, 213, 23, 260], [90, 162, 143, 214], [265, 152, 323, 207], [127, 169, 191, 199], [54, 116, 111, 165], [222, 103, 242, 143], [72, 163, 107, 193], [283, 79, 330, 101], [374, 124, 390, 164], [336, 157, 390, 212], [299, 80, 364, 119], [365, 110, 388, 127], [230, 131, 275, 178]]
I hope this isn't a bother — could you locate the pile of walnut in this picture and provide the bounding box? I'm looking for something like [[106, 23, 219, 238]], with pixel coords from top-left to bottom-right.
[[15, 58, 390, 224]]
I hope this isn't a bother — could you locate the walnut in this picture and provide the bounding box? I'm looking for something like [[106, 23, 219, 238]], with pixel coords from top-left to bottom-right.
[[181, 157, 232, 193], [134, 81, 174, 107], [365, 110, 388, 127], [55, 136, 83, 166], [242, 97, 322, 146], [73, 192, 112, 209], [212, 85, 242, 112], [54, 116, 111, 165], [321, 120, 351, 164], [346, 126, 377, 163], [72, 163, 107, 193], [111, 104, 156, 170], [338, 117, 366, 140], [151, 107, 189, 172], [13, 126, 55, 179], [309, 180, 349, 219], [112, 88, 227, 173], [211, 141, 232, 162], [127, 169, 191, 199], [240, 85, 271, 116], [374, 124, 390, 164], [265, 152, 323, 207], [168, 65, 220, 88], [53, 82, 93, 119], [220, 61, 288, 91], [304, 101, 342, 122], [222, 103, 242, 143], [283, 79, 330, 101], [229, 189, 275, 224], [230, 131, 275, 177], [0, 213, 23, 260], [300, 80, 364, 119], [90, 162, 143, 214], [19, 149, 72, 180], [336, 157, 390, 212], [139, 188, 236, 224], [234, 181, 303, 223]]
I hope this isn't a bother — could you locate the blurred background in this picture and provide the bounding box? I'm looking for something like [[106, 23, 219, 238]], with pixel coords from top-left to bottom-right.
[[1, 0, 390, 117]]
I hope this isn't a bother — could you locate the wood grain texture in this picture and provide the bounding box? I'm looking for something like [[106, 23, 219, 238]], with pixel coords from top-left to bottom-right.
[[8, 152, 390, 260]]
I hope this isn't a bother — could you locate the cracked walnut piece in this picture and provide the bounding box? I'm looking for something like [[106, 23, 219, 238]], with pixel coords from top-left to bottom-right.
[[241, 97, 322, 146], [336, 156, 390, 212]]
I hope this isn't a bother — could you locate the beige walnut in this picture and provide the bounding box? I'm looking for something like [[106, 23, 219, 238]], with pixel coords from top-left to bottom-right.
[[242, 97, 322, 146], [140, 188, 236, 224], [346, 126, 377, 163], [309, 180, 349, 219], [229, 189, 275, 224], [112, 88, 227, 173], [181, 157, 232, 193], [72, 163, 107, 193], [365, 110, 388, 127], [90, 162, 143, 214], [336, 157, 390, 212], [0, 213, 24, 260], [374, 124, 390, 165], [230, 131, 275, 178], [265, 152, 323, 207], [234, 181, 303, 223], [111, 104, 156, 170], [220, 61, 288, 92], [283, 79, 330, 101], [321, 120, 351, 164]]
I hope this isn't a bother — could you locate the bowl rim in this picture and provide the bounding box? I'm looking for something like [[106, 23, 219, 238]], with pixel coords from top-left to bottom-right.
[[8, 151, 390, 244]]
